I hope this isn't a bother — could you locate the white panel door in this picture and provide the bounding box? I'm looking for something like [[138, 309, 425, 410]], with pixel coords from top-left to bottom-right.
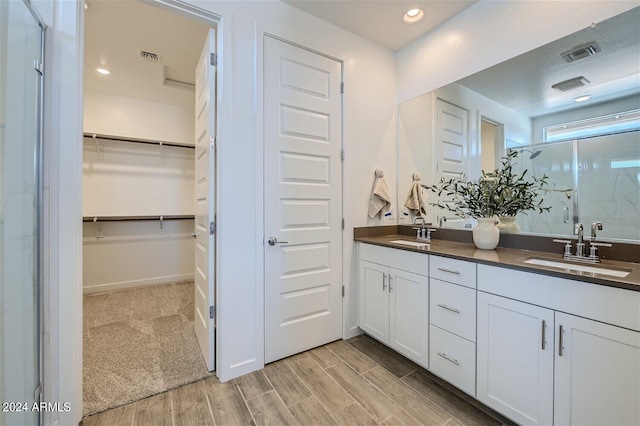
[[264, 36, 342, 363], [554, 312, 640, 426], [477, 292, 554, 426], [358, 260, 389, 343], [435, 99, 469, 227], [194, 29, 216, 372]]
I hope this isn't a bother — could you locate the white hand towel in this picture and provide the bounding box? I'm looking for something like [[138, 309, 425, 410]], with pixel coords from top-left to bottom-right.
[[368, 169, 391, 218], [404, 172, 428, 216]]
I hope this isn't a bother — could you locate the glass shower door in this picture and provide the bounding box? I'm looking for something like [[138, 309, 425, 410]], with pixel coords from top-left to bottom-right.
[[512, 141, 575, 235], [577, 131, 640, 241], [0, 1, 44, 425]]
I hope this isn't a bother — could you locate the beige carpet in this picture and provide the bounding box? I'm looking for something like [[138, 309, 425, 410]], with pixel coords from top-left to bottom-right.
[[83, 281, 213, 416]]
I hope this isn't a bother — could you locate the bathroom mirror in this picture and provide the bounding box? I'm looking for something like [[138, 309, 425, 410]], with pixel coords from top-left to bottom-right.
[[398, 6, 640, 242]]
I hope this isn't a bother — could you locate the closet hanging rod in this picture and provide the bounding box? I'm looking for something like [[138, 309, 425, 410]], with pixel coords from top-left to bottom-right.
[[83, 133, 195, 149], [82, 215, 195, 223]]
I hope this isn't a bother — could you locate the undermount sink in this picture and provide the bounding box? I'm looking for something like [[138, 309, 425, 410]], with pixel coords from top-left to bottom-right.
[[522, 258, 631, 278], [389, 239, 429, 248]]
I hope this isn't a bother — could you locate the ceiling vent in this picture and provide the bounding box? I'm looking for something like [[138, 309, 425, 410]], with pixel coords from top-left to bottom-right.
[[561, 42, 601, 63], [552, 76, 590, 92], [138, 49, 160, 63]]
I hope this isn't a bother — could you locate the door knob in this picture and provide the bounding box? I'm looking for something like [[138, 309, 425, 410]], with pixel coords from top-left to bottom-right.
[[268, 237, 288, 246]]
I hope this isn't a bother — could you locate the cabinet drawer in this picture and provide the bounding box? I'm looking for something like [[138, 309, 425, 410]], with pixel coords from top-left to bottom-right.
[[359, 243, 428, 276], [429, 325, 476, 397], [430, 279, 476, 342], [430, 256, 476, 288]]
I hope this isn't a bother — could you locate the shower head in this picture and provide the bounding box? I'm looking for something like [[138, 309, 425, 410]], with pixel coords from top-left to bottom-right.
[[529, 150, 542, 159], [519, 149, 542, 159]]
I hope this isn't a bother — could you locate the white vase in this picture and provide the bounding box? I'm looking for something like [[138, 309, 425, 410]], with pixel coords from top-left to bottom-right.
[[497, 216, 521, 234], [473, 217, 500, 250]]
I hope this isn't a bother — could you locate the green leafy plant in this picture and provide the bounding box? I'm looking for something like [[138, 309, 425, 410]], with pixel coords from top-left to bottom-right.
[[423, 150, 569, 219]]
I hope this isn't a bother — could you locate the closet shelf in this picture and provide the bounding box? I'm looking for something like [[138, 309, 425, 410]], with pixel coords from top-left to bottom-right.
[[83, 132, 195, 149], [83, 215, 195, 223]]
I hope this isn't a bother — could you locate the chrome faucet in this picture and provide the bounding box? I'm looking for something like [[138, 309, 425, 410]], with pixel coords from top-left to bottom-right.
[[553, 221, 612, 263], [591, 221, 603, 239], [437, 215, 447, 227], [574, 223, 585, 257], [412, 216, 429, 240]]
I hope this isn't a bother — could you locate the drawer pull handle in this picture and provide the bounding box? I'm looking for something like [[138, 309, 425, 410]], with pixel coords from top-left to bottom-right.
[[437, 304, 460, 314], [437, 267, 460, 275], [541, 320, 547, 350], [559, 325, 564, 357], [382, 273, 387, 291], [437, 352, 460, 366]]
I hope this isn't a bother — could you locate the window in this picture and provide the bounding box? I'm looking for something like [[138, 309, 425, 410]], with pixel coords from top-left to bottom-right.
[[543, 109, 640, 142]]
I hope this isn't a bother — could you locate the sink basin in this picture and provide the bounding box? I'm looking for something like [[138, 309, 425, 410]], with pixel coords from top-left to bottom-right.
[[390, 240, 429, 248], [522, 258, 631, 278]]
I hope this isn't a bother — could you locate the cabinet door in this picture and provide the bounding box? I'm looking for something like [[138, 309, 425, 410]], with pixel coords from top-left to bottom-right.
[[477, 292, 554, 425], [358, 260, 389, 343], [554, 312, 640, 426], [389, 268, 429, 366]]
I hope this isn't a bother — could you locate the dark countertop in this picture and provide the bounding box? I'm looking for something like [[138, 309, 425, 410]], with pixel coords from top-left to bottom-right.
[[355, 234, 640, 292]]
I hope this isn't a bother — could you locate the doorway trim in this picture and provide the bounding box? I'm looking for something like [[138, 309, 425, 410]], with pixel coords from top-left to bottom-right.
[[71, 0, 226, 416]]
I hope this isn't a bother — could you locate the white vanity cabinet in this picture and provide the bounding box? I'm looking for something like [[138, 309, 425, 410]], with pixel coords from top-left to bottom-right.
[[477, 264, 640, 426], [358, 244, 429, 367], [554, 313, 640, 426], [429, 256, 477, 396], [477, 292, 554, 425]]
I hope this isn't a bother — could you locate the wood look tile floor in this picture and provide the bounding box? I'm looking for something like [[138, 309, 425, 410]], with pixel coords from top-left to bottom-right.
[[82, 335, 513, 426]]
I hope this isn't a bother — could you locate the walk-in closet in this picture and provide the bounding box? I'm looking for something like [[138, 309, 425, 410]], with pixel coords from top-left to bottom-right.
[[82, 0, 214, 416]]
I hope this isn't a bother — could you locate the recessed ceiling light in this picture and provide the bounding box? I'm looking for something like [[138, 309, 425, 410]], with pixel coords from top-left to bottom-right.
[[574, 95, 591, 102], [403, 8, 424, 24], [96, 68, 110, 75]]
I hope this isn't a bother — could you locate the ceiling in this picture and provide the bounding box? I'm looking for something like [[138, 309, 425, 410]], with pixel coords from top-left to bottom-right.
[[84, 0, 209, 104], [455, 6, 640, 118], [282, 0, 477, 51]]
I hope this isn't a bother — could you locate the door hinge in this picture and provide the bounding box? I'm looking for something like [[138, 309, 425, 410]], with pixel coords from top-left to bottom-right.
[[209, 305, 216, 319], [342, 285, 345, 298], [341, 218, 345, 230], [34, 60, 43, 75], [210, 53, 217, 67], [341, 149, 345, 161], [210, 135, 216, 150], [209, 221, 216, 235], [340, 81, 344, 94]]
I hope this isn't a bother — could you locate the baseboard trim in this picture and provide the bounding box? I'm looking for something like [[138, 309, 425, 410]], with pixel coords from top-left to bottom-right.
[[83, 273, 195, 294]]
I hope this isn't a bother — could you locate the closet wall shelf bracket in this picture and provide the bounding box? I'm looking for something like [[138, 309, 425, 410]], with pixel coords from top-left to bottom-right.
[[93, 134, 104, 160], [93, 216, 104, 239]]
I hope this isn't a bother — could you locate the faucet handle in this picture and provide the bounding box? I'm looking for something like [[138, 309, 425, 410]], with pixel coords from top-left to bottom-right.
[[590, 241, 612, 248], [553, 239, 573, 257]]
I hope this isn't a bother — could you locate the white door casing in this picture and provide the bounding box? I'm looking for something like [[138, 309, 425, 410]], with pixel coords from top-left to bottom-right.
[[435, 99, 469, 227], [194, 29, 216, 372], [264, 36, 343, 363]]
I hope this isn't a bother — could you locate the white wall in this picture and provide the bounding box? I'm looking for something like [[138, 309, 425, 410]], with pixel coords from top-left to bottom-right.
[[84, 89, 195, 144], [82, 220, 194, 293], [82, 138, 195, 292]]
